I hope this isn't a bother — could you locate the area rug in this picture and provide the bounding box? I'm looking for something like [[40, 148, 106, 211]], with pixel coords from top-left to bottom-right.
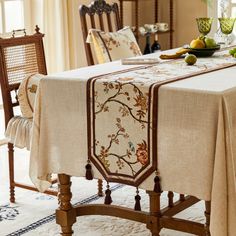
[[0, 178, 120, 236], [1, 181, 205, 236]]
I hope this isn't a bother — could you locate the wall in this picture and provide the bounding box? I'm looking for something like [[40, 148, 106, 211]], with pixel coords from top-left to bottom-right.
[[139, 0, 208, 49], [173, 0, 207, 47]]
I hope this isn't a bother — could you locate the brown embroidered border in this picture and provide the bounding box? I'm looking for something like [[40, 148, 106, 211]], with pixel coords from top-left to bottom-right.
[[87, 53, 236, 187]]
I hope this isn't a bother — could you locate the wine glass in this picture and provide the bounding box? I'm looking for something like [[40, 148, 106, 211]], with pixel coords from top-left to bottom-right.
[[196, 17, 213, 36], [218, 17, 236, 46]]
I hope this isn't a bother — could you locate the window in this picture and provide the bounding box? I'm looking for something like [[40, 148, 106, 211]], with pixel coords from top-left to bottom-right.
[[230, 1, 236, 17], [217, 0, 236, 18], [218, 0, 236, 34], [0, 0, 24, 35], [0, 0, 31, 106], [208, 1, 236, 35]]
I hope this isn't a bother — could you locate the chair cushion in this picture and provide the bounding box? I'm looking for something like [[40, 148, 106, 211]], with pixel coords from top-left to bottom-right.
[[87, 26, 142, 64], [18, 74, 44, 119], [5, 116, 32, 150]]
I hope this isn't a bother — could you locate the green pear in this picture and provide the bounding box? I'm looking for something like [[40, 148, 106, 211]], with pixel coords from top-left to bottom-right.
[[204, 37, 217, 48]]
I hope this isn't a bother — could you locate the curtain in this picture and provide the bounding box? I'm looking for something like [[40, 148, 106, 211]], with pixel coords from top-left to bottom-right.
[[42, 0, 70, 73], [28, 0, 75, 73]]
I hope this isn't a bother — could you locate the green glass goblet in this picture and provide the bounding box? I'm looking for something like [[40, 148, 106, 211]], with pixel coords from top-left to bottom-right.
[[196, 17, 213, 36], [218, 17, 236, 45]]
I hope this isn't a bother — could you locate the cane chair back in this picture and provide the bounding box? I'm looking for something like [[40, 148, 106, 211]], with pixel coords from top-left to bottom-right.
[[0, 26, 57, 203], [0, 26, 47, 127], [79, 0, 122, 66]]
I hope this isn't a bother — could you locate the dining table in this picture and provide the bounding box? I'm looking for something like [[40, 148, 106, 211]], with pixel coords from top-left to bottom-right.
[[29, 47, 236, 236]]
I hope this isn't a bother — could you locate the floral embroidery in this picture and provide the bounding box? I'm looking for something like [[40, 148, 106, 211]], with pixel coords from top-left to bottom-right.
[[89, 52, 236, 185], [95, 80, 149, 126], [28, 84, 38, 93], [96, 118, 140, 175], [104, 37, 121, 51], [134, 94, 148, 119], [130, 42, 141, 56], [136, 140, 148, 166], [88, 27, 142, 63]]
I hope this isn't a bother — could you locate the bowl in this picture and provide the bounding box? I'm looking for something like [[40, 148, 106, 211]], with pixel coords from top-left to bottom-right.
[[187, 44, 221, 57]]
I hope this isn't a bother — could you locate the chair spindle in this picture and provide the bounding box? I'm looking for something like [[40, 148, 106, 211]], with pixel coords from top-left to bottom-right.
[[106, 13, 113, 32], [98, 14, 105, 31]]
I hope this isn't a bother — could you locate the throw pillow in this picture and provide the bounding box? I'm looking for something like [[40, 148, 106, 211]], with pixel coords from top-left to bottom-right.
[[18, 73, 44, 118], [87, 26, 142, 64]]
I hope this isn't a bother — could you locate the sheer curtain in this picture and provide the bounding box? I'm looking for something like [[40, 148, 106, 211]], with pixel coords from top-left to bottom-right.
[[27, 0, 79, 73]]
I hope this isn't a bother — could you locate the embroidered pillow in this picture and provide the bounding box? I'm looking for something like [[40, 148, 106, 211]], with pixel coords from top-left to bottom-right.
[[87, 26, 142, 64], [18, 74, 44, 119]]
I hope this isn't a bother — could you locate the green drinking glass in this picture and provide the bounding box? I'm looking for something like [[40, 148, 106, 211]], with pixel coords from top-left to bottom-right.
[[218, 17, 236, 34], [218, 17, 236, 45], [196, 17, 213, 36]]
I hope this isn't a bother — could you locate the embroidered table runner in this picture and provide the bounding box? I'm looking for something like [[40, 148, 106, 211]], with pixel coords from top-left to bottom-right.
[[87, 51, 236, 187]]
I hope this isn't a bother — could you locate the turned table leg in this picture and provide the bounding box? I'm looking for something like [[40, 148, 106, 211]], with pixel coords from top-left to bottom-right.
[[204, 201, 211, 236], [56, 174, 76, 236], [146, 190, 161, 236]]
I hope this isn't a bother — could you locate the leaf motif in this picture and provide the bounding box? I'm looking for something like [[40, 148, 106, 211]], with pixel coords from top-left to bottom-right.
[[128, 141, 135, 152], [28, 84, 37, 93]]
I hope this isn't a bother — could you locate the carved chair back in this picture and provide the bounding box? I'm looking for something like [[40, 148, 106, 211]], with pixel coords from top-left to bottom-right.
[[0, 26, 47, 128], [79, 0, 122, 66]]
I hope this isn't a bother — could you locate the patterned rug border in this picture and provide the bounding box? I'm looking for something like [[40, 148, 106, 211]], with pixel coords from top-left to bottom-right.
[[6, 184, 124, 236]]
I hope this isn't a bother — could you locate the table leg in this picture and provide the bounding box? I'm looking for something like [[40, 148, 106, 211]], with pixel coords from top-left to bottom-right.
[[204, 201, 211, 236], [56, 174, 76, 236], [146, 190, 161, 236]]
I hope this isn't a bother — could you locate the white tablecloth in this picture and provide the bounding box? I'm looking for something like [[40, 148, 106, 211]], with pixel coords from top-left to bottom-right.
[[30, 52, 236, 236]]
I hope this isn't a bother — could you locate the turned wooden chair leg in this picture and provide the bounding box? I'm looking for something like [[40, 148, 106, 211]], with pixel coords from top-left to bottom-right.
[[8, 143, 15, 203], [97, 178, 103, 196], [56, 174, 76, 236], [204, 201, 211, 236], [146, 190, 161, 236]]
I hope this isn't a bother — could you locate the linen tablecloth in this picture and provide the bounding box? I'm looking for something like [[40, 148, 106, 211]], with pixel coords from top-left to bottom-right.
[[30, 51, 236, 236]]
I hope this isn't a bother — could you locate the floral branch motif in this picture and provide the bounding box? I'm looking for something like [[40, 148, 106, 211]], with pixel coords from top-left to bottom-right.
[[96, 118, 148, 176], [103, 37, 120, 50], [95, 80, 149, 127], [136, 140, 148, 166]]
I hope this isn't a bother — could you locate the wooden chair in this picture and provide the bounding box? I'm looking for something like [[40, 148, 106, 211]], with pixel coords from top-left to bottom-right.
[[0, 26, 57, 203], [79, 0, 122, 66]]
